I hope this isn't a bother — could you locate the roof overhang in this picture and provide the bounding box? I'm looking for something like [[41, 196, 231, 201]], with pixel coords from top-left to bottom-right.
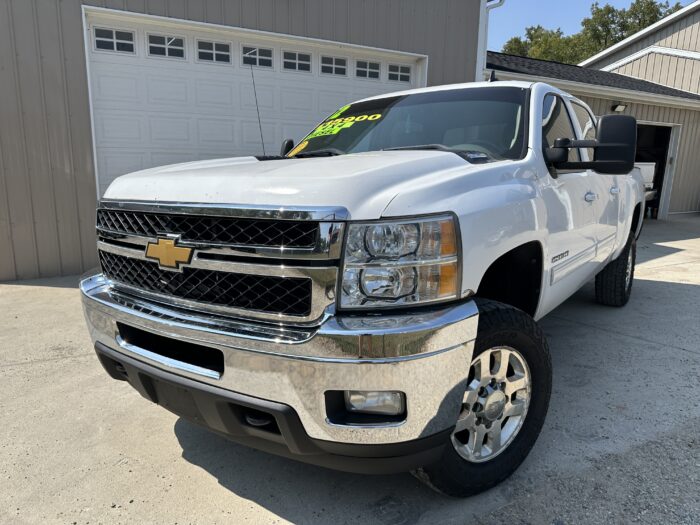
[[579, 0, 700, 67], [485, 68, 700, 111]]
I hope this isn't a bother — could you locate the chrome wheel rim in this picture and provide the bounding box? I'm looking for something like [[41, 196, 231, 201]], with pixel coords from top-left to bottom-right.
[[451, 346, 531, 463], [625, 250, 634, 289]]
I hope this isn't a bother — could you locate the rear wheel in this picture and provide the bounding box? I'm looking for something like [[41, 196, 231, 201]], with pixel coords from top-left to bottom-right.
[[413, 299, 552, 497], [595, 233, 636, 307]]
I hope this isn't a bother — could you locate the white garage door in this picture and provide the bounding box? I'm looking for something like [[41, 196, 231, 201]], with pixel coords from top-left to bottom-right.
[[84, 8, 428, 196]]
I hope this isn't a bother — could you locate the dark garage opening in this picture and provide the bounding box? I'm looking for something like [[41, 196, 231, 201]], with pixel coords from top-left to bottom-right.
[[635, 124, 672, 219]]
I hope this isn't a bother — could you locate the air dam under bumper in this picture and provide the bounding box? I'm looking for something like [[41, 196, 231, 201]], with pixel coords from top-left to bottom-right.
[[81, 274, 478, 474]]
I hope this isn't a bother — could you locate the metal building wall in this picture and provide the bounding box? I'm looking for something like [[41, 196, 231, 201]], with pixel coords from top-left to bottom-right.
[[612, 53, 700, 94], [0, 0, 481, 281], [578, 94, 700, 215], [586, 6, 700, 69]]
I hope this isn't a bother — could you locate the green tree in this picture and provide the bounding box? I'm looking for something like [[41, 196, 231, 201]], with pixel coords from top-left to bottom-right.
[[500, 0, 683, 64], [624, 0, 682, 33]]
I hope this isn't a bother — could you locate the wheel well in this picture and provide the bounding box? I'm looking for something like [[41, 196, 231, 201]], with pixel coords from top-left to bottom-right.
[[476, 241, 543, 317], [630, 203, 642, 238]]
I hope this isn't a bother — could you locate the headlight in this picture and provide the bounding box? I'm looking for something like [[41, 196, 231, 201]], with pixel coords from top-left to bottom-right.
[[340, 215, 460, 309]]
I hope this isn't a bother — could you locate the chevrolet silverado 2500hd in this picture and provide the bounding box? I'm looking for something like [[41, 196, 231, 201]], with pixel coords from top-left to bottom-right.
[[81, 81, 644, 496]]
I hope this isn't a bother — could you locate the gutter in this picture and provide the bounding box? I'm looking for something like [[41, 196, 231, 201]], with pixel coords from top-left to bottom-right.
[[475, 0, 506, 81], [486, 68, 700, 111]]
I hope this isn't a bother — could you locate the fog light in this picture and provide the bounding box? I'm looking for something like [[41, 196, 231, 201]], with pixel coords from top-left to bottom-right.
[[344, 390, 406, 416]]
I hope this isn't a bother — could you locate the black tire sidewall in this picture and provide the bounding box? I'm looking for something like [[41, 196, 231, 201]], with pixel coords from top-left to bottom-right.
[[421, 301, 552, 497]]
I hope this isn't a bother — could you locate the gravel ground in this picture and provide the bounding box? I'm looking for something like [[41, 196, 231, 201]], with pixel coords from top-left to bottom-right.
[[1, 215, 699, 525]]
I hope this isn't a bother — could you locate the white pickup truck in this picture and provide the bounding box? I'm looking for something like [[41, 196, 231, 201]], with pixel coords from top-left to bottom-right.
[[81, 80, 644, 496]]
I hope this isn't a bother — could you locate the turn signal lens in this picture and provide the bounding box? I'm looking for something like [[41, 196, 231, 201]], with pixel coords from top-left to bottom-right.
[[440, 220, 457, 257]]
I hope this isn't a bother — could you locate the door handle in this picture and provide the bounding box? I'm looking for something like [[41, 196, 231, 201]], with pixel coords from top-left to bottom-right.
[[584, 192, 597, 202], [610, 186, 620, 195]]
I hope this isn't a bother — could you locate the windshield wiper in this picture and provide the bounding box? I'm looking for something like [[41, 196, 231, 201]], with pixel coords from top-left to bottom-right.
[[293, 148, 345, 158], [383, 144, 492, 163], [383, 144, 455, 153]]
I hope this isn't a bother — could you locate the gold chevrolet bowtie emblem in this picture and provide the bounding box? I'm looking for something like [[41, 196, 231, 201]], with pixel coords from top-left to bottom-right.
[[145, 237, 193, 270]]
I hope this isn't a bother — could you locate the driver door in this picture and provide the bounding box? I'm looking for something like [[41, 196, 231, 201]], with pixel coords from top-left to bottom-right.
[[570, 102, 620, 263], [539, 94, 598, 301]]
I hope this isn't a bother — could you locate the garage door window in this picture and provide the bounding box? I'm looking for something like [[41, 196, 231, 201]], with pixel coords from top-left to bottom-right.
[[388, 64, 411, 82], [242, 46, 273, 67], [283, 51, 311, 72], [356, 60, 380, 79], [148, 35, 185, 58], [197, 40, 231, 64], [321, 56, 347, 76], [94, 28, 134, 53]]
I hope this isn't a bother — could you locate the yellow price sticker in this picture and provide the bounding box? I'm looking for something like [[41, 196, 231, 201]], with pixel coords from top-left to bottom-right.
[[305, 113, 383, 140]]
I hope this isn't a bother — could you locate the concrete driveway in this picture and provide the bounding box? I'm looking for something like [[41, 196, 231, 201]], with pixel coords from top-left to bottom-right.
[[2, 216, 699, 524]]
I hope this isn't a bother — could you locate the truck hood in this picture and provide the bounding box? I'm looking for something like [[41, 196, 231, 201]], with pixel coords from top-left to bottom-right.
[[103, 150, 488, 220]]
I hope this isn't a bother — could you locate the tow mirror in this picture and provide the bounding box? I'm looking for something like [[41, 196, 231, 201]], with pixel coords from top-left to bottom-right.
[[592, 115, 637, 174], [280, 139, 295, 156], [546, 115, 637, 175]]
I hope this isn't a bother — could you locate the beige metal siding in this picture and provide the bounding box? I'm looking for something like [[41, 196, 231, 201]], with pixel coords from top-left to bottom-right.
[[577, 95, 700, 214], [0, 0, 481, 281], [588, 8, 700, 69], [612, 53, 700, 94]]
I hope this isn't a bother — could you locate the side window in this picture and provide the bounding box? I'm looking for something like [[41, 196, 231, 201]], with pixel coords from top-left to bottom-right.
[[571, 102, 597, 160], [542, 94, 580, 162]]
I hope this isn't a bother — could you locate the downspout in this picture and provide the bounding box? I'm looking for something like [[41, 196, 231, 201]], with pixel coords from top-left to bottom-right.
[[474, 0, 506, 81]]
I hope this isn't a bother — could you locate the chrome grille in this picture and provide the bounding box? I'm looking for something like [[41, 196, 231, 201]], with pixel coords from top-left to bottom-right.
[[99, 250, 313, 317], [97, 209, 319, 248]]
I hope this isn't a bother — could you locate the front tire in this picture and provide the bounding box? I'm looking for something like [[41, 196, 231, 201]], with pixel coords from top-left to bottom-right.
[[414, 299, 552, 497], [595, 232, 636, 307]]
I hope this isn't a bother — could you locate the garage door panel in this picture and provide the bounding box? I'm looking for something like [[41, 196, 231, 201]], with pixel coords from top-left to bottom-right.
[[280, 87, 315, 113], [147, 76, 190, 106], [241, 120, 279, 151], [240, 83, 276, 111], [195, 80, 236, 108], [197, 119, 238, 147], [86, 11, 425, 195], [148, 116, 192, 144], [93, 72, 141, 103], [95, 112, 144, 145]]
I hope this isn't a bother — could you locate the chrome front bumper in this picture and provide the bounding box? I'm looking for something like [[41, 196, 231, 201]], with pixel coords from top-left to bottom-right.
[[81, 274, 478, 445]]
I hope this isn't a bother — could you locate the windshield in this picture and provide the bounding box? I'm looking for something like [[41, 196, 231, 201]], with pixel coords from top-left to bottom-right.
[[288, 86, 528, 161]]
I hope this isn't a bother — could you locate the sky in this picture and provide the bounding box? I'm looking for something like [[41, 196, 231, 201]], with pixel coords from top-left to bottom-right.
[[487, 0, 692, 51]]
